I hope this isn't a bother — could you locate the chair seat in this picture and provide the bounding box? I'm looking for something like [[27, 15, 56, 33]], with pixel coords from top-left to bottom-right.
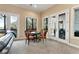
[[29, 36, 34, 39]]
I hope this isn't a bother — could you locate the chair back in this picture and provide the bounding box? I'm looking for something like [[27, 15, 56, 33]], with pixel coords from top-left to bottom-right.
[[25, 30, 29, 38], [40, 30, 47, 38]]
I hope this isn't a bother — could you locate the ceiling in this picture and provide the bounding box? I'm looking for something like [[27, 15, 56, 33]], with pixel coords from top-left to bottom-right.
[[12, 4, 55, 13]]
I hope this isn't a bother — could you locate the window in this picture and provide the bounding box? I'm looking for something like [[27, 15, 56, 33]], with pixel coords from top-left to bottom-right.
[[74, 9, 79, 37], [43, 18, 48, 31], [0, 15, 6, 33], [26, 17, 37, 31], [10, 16, 18, 37], [0, 13, 19, 38]]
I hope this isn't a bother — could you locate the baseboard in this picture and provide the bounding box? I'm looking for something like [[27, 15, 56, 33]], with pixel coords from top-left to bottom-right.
[[14, 38, 79, 48], [13, 39, 24, 41], [48, 38, 79, 49], [68, 43, 79, 48]]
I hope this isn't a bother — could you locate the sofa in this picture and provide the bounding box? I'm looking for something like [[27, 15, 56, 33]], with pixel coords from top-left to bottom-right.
[[0, 31, 15, 54]]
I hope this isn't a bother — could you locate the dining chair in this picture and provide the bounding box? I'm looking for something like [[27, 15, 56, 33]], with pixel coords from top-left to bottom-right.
[[39, 29, 47, 43], [24, 30, 35, 45]]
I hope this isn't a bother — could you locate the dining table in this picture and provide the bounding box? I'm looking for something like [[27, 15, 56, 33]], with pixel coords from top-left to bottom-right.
[[31, 31, 40, 42]]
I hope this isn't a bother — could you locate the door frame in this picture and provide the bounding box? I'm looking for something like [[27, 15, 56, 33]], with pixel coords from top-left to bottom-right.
[[49, 13, 57, 39], [57, 9, 69, 43]]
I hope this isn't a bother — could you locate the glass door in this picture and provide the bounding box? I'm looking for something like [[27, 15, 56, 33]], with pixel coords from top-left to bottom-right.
[[58, 13, 66, 40], [57, 10, 69, 42], [51, 16, 57, 37]]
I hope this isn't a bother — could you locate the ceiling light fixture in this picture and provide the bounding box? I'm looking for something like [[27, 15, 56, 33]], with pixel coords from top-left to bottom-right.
[[30, 4, 37, 8], [33, 4, 37, 8]]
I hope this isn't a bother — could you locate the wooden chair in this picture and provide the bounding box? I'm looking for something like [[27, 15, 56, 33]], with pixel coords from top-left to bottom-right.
[[39, 30, 47, 43], [24, 30, 35, 45]]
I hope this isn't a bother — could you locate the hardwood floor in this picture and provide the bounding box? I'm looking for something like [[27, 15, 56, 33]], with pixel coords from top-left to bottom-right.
[[9, 39, 79, 54]]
